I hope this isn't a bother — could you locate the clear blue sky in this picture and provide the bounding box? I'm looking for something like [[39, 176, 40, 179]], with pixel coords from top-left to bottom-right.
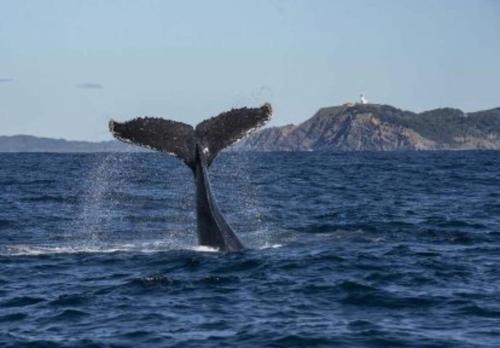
[[1, 0, 499, 140]]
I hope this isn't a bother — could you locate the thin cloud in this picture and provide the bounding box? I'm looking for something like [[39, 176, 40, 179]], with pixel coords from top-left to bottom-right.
[[77, 82, 103, 89], [0, 78, 14, 83]]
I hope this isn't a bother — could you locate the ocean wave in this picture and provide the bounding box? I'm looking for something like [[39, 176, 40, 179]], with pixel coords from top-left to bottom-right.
[[1, 151, 499, 347]]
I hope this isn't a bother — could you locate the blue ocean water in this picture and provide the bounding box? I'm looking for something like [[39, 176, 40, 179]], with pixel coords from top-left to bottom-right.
[[0, 151, 499, 347]]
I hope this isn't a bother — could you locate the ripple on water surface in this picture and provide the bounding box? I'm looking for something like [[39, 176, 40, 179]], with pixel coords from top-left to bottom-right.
[[0, 152, 499, 347]]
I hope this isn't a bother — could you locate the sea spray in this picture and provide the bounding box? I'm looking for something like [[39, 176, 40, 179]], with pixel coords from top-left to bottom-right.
[[210, 152, 285, 249], [74, 153, 197, 251], [77, 153, 132, 248]]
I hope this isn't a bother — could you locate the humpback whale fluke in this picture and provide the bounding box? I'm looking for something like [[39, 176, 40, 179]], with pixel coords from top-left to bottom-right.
[[109, 103, 272, 252]]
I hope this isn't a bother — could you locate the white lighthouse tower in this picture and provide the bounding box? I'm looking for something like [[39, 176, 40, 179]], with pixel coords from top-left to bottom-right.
[[360, 93, 368, 104]]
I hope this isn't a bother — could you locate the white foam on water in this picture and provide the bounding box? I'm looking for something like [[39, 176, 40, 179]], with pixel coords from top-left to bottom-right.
[[1, 239, 288, 256], [258, 243, 283, 250], [2, 245, 126, 256], [0, 241, 222, 256], [192, 245, 220, 253]]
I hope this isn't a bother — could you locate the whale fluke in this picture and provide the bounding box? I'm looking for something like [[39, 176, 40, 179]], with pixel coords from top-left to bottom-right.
[[109, 103, 272, 252], [195, 103, 272, 165], [109, 118, 196, 166], [109, 103, 272, 168]]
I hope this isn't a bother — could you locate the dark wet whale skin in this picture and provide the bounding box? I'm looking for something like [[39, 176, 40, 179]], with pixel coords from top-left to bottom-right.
[[108, 104, 272, 252], [193, 145, 243, 252]]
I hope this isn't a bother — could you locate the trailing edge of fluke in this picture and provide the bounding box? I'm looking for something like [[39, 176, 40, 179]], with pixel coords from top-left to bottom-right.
[[109, 103, 272, 252]]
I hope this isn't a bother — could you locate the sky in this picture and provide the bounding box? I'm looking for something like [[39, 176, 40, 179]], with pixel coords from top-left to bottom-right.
[[1, 0, 499, 141]]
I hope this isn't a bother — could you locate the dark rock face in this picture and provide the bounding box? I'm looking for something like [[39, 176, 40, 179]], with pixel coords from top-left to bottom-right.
[[234, 104, 500, 151]]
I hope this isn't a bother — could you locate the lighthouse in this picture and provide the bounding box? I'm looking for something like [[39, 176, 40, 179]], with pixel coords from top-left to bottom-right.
[[360, 93, 368, 104]]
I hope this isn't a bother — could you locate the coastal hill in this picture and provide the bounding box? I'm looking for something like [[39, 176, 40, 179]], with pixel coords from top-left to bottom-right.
[[0, 135, 140, 152], [1, 104, 500, 152], [234, 103, 500, 151]]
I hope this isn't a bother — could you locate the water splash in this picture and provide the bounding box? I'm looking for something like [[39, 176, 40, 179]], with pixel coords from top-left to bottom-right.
[[54, 152, 282, 254], [210, 153, 282, 249], [76, 153, 131, 246], [70, 153, 198, 251]]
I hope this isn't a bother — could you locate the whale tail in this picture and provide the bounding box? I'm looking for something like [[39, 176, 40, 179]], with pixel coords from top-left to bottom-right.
[[109, 103, 272, 168]]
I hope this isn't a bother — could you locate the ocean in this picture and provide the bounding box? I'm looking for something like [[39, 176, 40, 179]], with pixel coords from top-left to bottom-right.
[[0, 151, 499, 347]]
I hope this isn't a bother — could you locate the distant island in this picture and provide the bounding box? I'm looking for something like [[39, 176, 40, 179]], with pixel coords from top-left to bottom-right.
[[0, 135, 142, 153], [1, 104, 500, 152]]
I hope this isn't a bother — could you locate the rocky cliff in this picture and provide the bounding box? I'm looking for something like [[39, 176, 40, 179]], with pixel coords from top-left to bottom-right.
[[234, 104, 500, 151]]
